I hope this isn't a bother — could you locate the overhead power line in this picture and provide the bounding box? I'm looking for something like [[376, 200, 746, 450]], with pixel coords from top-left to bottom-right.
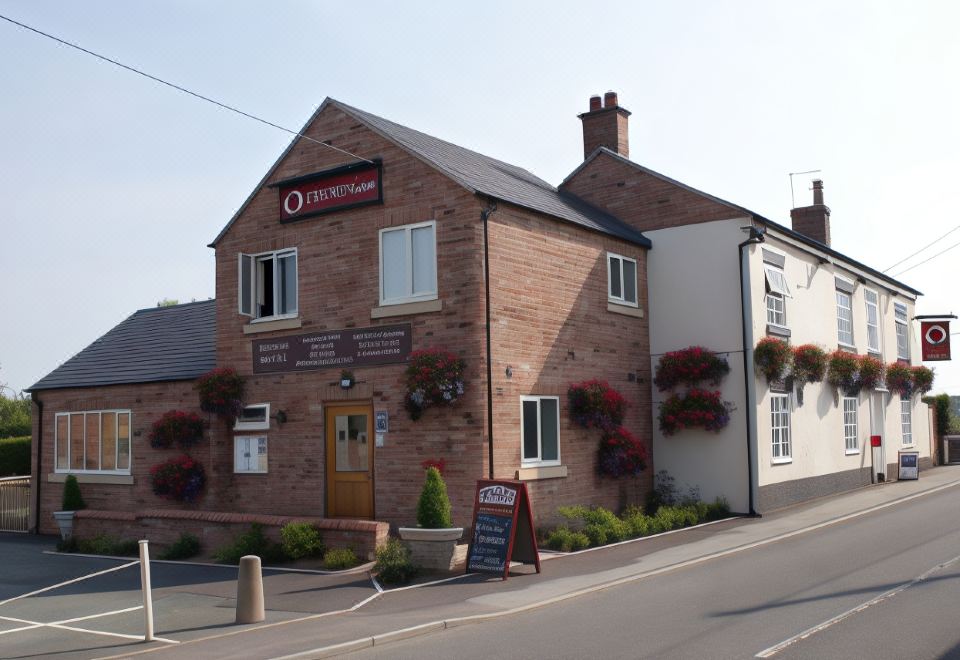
[[0, 13, 373, 164], [891, 238, 960, 278], [884, 224, 960, 273]]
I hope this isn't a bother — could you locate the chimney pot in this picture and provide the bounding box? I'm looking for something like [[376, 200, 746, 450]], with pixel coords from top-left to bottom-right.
[[589, 95, 602, 112], [604, 91, 619, 108], [579, 92, 631, 160], [812, 179, 824, 205], [791, 178, 831, 246]]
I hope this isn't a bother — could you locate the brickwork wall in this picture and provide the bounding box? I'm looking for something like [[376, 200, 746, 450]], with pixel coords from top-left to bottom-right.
[[561, 152, 742, 232], [486, 204, 653, 525]]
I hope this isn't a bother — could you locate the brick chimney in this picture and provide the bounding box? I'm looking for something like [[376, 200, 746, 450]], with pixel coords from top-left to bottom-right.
[[579, 91, 631, 160], [790, 179, 831, 246]]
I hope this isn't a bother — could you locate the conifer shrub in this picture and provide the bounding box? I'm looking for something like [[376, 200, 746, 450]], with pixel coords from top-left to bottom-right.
[[61, 474, 86, 511], [416, 466, 453, 529]]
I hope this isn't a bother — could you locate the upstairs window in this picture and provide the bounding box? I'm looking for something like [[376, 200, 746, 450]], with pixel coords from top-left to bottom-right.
[[895, 302, 910, 360], [239, 249, 298, 320], [764, 266, 791, 328], [380, 221, 437, 305], [836, 290, 854, 347], [608, 253, 638, 307], [864, 289, 881, 354]]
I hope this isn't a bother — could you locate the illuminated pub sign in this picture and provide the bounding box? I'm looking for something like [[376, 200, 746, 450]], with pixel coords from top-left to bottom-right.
[[252, 323, 411, 374], [271, 160, 382, 222]]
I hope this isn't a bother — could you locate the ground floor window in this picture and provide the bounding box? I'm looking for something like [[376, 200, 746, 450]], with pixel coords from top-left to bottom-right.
[[771, 394, 791, 462], [901, 397, 913, 446], [55, 410, 131, 473], [843, 397, 858, 453], [521, 396, 560, 466], [234, 436, 268, 473]]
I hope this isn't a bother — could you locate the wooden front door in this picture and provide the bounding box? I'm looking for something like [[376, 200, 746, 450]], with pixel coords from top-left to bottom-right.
[[325, 404, 374, 519]]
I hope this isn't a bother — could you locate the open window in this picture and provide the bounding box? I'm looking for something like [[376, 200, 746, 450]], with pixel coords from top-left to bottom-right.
[[238, 249, 298, 320]]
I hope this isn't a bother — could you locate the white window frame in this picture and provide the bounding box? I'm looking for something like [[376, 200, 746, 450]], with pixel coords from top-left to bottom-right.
[[607, 252, 639, 307], [766, 292, 786, 328], [379, 220, 438, 306], [54, 410, 132, 475], [900, 397, 913, 446], [234, 403, 270, 431], [843, 397, 859, 454], [764, 266, 792, 298], [238, 248, 299, 321], [864, 288, 881, 354], [836, 288, 855, 348], [894, 302, 910, 361], [770, 394, 791, 463], [234, 435, 269, 474], [520, 395, 561, 467]]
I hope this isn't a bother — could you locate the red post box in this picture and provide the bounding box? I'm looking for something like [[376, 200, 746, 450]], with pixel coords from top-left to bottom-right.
[[870, 435, 881, 447]]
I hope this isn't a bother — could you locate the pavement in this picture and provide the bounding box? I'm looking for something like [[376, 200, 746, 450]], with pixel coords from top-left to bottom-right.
[[2, 466, 959, 660]]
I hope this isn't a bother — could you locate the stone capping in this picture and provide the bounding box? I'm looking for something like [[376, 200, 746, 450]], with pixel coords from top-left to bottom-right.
[[243, 317, 303, 335], [75, 508, 387, 534], [766, 324, 791, 338], [371, 298, 442, 319], [47, 473, 134, 485], [607, 302, 644, 318], [516, 465, 568, 481]]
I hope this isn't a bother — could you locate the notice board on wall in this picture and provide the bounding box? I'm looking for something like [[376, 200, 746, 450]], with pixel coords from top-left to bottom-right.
[[898, 451, 920, 480], [466, 479, 540, 580]]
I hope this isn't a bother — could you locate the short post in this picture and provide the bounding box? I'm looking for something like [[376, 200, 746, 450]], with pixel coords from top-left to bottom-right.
[[138, 540, 155, 642], [236, 555, 265, 624]]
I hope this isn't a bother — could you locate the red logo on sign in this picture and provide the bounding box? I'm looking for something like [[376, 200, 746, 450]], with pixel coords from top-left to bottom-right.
[[276, 162, 382, 222], [921, 320, 951, 361]]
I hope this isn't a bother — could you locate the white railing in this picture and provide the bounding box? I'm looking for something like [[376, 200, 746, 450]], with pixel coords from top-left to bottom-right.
[[0, 476, 30, 532]]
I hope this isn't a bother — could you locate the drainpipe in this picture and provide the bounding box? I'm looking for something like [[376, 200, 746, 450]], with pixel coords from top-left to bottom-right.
[[31, 392, 42, 534], [738, 225, 764, 517], [481, 201, 498, 479]]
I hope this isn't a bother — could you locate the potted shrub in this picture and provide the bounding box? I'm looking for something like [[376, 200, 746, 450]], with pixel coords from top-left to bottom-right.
[[913, 366, 934, 395], [53, 474, 86, 540], [754, 337, 792, 382], [885, 362, 914, 397], [792, 344, 827, 387], [398, 466, 464, 570]]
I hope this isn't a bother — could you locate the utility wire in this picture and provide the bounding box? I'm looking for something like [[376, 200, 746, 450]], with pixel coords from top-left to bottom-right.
[[0, 13, 373, 165], [884, 224, 960, 273], [891, 238, 960, 278]]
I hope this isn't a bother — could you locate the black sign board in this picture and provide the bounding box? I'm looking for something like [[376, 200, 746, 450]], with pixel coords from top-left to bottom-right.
[[466, 479, 540, 580], [252, 324, 412, 374], [898, 451, 920, 480]]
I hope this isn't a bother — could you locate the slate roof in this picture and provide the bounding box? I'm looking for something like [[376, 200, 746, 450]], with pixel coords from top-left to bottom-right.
[[210, 98, 651, 248], [27, 300, 216, 392]]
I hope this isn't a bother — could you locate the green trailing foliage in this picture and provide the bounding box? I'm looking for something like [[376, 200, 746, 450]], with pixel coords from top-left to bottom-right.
[[374, 538, 418, 585], [213, 523, 286, 564], [61, 474, 86, 511], [281, 522, 325, 560], [323, 547, 359, 570], [158, 533, 202, 560], [0, 436, 30, 476], [923, 393, 956, 437], [416, 467, 453, 529]]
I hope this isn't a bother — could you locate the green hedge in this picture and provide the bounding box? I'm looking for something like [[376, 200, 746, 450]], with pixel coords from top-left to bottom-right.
[[0, 436, 30, 476]]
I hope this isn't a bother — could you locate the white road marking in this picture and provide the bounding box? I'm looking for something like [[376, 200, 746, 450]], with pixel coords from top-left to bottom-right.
[[0, 624, 43, 635], [755, 552, 960, 657], [53, 605, 144, 625], [0, 600, 178, 644], [0, 559, 139, 606]]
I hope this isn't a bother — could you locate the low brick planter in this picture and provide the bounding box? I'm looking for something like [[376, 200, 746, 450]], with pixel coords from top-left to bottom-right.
[[398, 527, 465, 571]]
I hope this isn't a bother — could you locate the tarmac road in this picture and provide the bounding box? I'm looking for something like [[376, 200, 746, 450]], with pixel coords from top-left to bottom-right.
[[349, 484, 960, 660]]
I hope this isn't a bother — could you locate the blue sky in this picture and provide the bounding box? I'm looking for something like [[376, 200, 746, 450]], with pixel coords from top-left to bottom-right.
[[2, 1, 959, 393]]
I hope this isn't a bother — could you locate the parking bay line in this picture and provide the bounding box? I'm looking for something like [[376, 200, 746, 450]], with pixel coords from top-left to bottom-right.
[[0, 559, 139, 607], [0, 606, 178, 644], [755, 552, 960, 657]]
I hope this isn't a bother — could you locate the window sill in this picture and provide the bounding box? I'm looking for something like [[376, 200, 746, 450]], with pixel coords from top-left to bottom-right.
[[371, 298, 442, 319], [243, 317, 302, 335], [838, 342, 857, 353], [48, 473, 133, 485], [771, 458, 792, 465], [901, 443, 916, 449], [607, 302, 644, 318], [766, 324, 791, 338], [845, 449, 861, 456], [234, 471, 268, 475], [515, 465, 567, 481]]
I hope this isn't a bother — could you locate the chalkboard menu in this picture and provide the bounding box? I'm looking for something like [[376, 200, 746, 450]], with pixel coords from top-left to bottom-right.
[[898, 451, 920, 480], [466, 480, 540, 580]]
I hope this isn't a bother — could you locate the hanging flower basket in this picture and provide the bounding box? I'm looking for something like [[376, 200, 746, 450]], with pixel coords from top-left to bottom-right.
[[659, 389, 733, 436], [598, 426, 648, 478], [913, 366, 934, 395], [858, 355, 885, 392], [196, 368, 244, 421], [827, 350, 861, 395], [654, 346, 730, 391], [885, 362, 914, 397], [150, 455, 206, 503], [754, 337, 792, 381], [792, 344, 828, 386], [567, 379, 627, 432], [148, 410, 206, 449], [404, 348, 466, 420]]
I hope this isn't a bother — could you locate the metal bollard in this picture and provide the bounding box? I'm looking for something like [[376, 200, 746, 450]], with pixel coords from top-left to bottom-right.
[[139, 540, 155, 642], [235, 555, 265, 624]]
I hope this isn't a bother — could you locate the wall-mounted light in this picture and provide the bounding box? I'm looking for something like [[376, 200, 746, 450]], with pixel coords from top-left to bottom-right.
[[273, 410, 288, 425], [340, 370, 355, 390], [505, 366, 513, 378]]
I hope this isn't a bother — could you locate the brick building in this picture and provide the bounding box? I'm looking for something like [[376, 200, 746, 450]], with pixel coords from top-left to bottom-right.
[[28, 96, 654, 542]]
